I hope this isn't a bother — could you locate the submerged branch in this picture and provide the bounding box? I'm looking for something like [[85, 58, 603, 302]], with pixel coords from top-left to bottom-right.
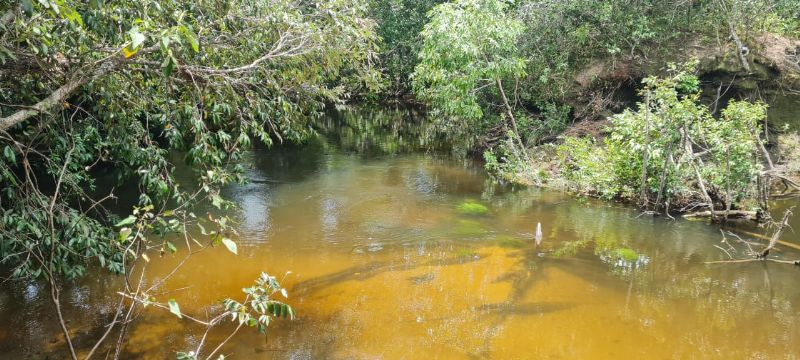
[[758, 207, 793, 258], [708, 208, 797, 266]]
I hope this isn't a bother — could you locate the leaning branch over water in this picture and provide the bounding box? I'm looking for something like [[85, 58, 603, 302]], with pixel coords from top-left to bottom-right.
[[706, 208, 798, 266]]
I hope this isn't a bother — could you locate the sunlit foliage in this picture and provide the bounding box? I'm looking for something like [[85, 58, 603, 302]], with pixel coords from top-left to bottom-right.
[[558, 64, 766, 211], [0, 0, 380, 279]]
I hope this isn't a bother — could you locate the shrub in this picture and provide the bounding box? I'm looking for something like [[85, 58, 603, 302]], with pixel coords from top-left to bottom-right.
[[557, 63, 766, 212]]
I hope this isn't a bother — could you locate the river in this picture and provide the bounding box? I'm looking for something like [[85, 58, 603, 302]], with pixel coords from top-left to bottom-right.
[[1, 107, 799, 358]]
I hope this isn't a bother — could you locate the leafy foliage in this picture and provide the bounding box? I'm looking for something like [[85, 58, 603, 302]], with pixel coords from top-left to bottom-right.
[[222, 272, 296, 335], [412, 0, 525, 144], [160, 272, 294, 360], [558, 64, 767, 211], [370, 0, 442, 94], [410, 0, 796, 159], [0, 0, 381, 279]]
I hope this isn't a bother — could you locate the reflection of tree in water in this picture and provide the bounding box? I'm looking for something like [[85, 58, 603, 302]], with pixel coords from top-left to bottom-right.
[[316, 106, 453, 155], [282, 234, 571, 358]]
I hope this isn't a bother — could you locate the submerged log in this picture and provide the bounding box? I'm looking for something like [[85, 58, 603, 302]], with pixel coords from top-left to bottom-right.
[[683, 210, 759, 221], [726, 228, 800, 252]]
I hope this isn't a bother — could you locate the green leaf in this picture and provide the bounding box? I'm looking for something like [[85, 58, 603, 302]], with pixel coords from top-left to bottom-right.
[[211, 194, 223, 208], [221, 238, 237, 255], [179, 26, 200, 53], [115, 215, 136, 227], [162, 55, 175, 77], [129, 27, 145, 49], [168, 299, 182, 318], [59, 5, 84, 26], [118, 227, 132, 242], [3, 146, 16, 163]]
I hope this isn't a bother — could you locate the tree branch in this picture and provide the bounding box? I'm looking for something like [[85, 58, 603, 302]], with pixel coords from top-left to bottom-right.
[[0, 46, 157, 132]]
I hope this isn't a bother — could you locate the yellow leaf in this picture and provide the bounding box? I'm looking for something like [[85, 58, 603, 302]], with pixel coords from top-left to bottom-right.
[[122, 46, 139, 59], [141, 253, 150, 262]]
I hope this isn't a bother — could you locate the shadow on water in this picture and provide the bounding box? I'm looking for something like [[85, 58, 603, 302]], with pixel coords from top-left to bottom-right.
[[474, 301, 578, 316], [291, 253, 487, 296]]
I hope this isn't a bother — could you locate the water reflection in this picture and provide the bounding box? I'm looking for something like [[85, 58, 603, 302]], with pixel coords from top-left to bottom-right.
[[0, 108, 799, 358]]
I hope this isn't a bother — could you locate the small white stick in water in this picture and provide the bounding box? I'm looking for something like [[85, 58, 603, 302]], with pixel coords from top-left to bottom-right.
[[535, 222, 542, 245]]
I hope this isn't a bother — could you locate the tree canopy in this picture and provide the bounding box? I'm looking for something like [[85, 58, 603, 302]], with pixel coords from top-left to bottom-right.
[[0, 0, 381, 279]]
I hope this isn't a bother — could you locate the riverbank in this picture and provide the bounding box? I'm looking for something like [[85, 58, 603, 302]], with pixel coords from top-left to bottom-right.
[[485, 56, 800, 220]]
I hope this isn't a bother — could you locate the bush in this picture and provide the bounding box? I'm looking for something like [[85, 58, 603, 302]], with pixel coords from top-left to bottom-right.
[[557, 63, 766, 211]]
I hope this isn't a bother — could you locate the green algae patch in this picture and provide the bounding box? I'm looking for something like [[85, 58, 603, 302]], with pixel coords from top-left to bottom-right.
[[615, 247, 638, 261], [456, 200, 489, 216], [552, 239, 591, 257], [455, 248, 479, 258], [454, 219, 488, 237], [495, 235, 526, 249]]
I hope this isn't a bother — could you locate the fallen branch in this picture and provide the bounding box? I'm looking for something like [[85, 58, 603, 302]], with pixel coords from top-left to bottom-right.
[[684, 210, 758, 220], [758, 207, 793, 258], [725, 227, 800, 251], [705, 258, 800, 265], [707, 208, 798, 266]]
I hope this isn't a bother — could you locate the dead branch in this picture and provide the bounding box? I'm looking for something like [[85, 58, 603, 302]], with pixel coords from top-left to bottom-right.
[[705, 258, 799, 265], [758, 207, 793, 258], [709, 208, 799, 266], [684, 210, 758, 220], [725, 227, 800, 251]]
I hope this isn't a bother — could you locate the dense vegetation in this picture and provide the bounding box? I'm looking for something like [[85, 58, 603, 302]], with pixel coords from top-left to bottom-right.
[[0, 0, 798, 358], [411, 0, 799, 216], [0, 0, 377, 358], [558, 63, 769, 215]]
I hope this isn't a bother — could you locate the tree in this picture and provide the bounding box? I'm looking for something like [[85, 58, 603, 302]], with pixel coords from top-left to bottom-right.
[[0, 0, 379, 358], [369, 0, 443, 95], [411, 0, 526, 147]]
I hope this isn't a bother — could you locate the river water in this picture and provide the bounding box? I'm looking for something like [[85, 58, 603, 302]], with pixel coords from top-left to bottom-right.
[[1, 107, 799, 358]]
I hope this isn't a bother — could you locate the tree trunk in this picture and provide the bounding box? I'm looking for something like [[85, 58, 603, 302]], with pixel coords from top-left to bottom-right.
[[495, 78, 529, 162], [640, 92, 651, 206]]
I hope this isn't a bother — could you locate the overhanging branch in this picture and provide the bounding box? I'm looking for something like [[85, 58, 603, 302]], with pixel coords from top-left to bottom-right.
[[0, 46, 156, 132]]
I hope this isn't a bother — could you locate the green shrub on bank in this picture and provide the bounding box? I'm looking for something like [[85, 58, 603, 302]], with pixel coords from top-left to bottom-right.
[[558, 63, 766, 211]]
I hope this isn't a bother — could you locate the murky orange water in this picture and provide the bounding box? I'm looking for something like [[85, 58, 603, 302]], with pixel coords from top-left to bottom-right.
[[1, 110, 800, 359]]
